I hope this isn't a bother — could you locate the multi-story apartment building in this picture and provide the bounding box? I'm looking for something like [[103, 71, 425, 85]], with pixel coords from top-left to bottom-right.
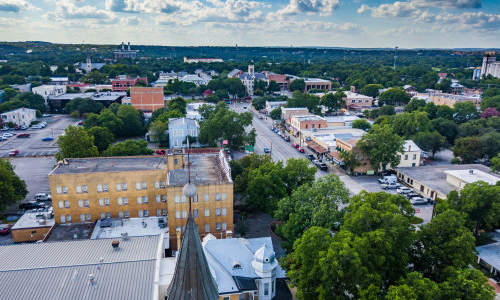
[[111, 75, 148, 92], [48, 150, 233, 249]]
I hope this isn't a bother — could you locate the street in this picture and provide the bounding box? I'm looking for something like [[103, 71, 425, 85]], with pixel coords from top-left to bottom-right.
[[0, 115, 77, 158]]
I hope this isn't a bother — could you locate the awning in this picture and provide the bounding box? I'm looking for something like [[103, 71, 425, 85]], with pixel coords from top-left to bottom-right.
[[306, 140, 328, 154], [328, 151, 345, 165]]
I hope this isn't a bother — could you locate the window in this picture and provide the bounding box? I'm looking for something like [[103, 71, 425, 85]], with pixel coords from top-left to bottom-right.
[[205, 208, 210, 217], [60, 215, 65, 223], [116, 183, 121, 191], [160, 181, 165, 188], [124, 211, 129, 218], [122, 183, 127, 191], [63, 186, 67, 194], [176, 211, 181, 219], [193, 209, 198, 218], [117, 197, 122, 205], [205, 224, 210, 233], [76, 185, 82, 193], [156, 209, 161, 216], [216, 193, 221, 201], [58, 201, 63, 208], [123, 197, 128, 205], [272, 279, 275, 294], [142, 182, 147, 189], [181, 195, 187, 203], [264, 283, 269, 296], [84, 200, 89, 207], [99, 198, 104, 206], [413, 154, 417, 160], [103, 184, 108, 192], [138, 210, 143, 217], [204, 193, 209, 202], [216, 222, 221, 230], [97, 184, 103, 192], [119, 211, 123, 218], [64, 200, 70, 208], [66, 214, 71, 223], [106, 212, 111, 218], [404, 154, 408, 160], [222, 222, 227, 230], [174, 158, 178, 165], [144, 209, 149, 217], [56, 186, 62, 194], [176, 226, 181, 233], [136, 182, 141, 190], [80, 214, 85, 222], [161, 209, 167, 216], [143, 196, 148, 204], [137, 196, 142, 204], [216, 208, 221, 216], [175, 195, 180, 203], [161, 195, 166, 202], [82, 185, 87, 193], [104, 198, 110, 206], [156, 195, 161, 203], [78, 200, 83, 208], [193, 194, 198, 202], [86, 213, 91, 221], [222, 208, 227, 216], [182, 210, 187, 218], [222, 193, 227, 201], [155, 181, 160, 189]]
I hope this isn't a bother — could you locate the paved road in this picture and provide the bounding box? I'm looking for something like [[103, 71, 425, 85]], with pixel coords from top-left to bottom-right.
[[0, 115, 77, 158]]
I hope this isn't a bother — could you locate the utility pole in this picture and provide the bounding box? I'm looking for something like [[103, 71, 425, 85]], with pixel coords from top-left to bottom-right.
[[393, 46, 399, 70]]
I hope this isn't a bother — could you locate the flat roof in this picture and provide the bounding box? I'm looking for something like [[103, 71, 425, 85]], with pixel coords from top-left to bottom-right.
[[281, 107, 308, 111], [445, 169, 500, 185], [91, 217, 169, 240], [50, 156, 168, 175], [167, 153, 231, 186], [397, 164, 496, 196], [325, 115, 361, 123], [292, 114, 325, 121], [50, 92, 126, 101], [477, 242, 500, 272], [11, 211, 55, 230]]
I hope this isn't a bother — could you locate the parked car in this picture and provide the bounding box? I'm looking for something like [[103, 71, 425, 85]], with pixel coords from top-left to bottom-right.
[[292, 143, 299, 149], [397, 187, 412, 194], [34, 193, 51, 202], [284, 136, 290, 142], [1, 127, 9, 131], [317, 162, 328, 171], [42, 137, 54, 142], [258, 115, 264, 119], [20, 125, 28, 130], [8, 149, 19, 157], [405, 192, 420, 199], [263, 147, 271, 153], [155, 149, 166, 155], [3, 132, 13, 137], [411, 197, 427, 205], [0, 224, 13, 235], [17, 133, 30, 138], [297, 147, 305, 153], [19, 202, 43, 210], [378, 175, 397, 184], [306, 154, 315, 161], [382, 182, 399, 189], [42, 114, 51, 117], [78, 121, 84, 125]]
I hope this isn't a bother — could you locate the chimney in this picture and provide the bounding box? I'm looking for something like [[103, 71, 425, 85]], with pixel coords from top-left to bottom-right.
[[112, 240, 120, 250], [350, 85, 356, 93], [128, 42, 131, 51]]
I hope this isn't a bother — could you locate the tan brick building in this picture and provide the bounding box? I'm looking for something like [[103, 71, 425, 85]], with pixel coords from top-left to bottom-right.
[[48, 151, 233, 249]]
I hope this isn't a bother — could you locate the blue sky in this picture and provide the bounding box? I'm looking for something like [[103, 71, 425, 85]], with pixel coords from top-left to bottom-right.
[[0, 0, 498, 48]]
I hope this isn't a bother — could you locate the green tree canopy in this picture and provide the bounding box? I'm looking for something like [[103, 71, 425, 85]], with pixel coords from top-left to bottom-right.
[[320, 92, 344, 112], [481, 95, 500, 111], [378, 88, 411, 106], [84, 109, 124, 137], [86, 126, 115, 153], [360, 84, 384, 98], [116, 105, 145, 137], [359, 124, 404, 172], [439, 268, 495, 300], [288, 91, 321, 114], [64, 97, 103, 116], [386, 272, 441, 300], [270, 107, 281, 120], [167, 97, 187, 114], [391, 111, 432, 138], [289, 79, 305, 92], [0, 159, 27, 211], [102, 140, 153, 156], [454, 101, 478, 123], [352, 119, 371, 131], [412, 131, 447, 158], [56, 125, 98, 160], [452, 136, 484, 163], [431, 118, 458, 144]]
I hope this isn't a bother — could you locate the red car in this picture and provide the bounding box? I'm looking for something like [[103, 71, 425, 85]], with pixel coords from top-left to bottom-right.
[[0, 224, 12, 235], [77, 121, 84, 125], [156, 149, 166, 155], [8, 149, 19, 156], [292, 143, 299, 149], [298, 147, 305, 153], [17, 133, 30, 138]]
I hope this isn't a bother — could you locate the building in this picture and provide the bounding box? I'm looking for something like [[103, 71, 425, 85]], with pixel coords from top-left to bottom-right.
[[477, 242, 500, 280], [429, 92, 481, 108], [49, 92, 126, 111], [114, 42, 138, 60], [184, 57, 223, 64], [473, 67, 482, 81], [78, 57, 105, 73], [179, 74, 212, 86], [130, 87, 165, 112], [0, 235, 167, 300], [290, 115, 327, 131], [239, 65, 268, 96], [0, 107, 36, 127], [154, 71, 179, 87], [32, 84, 66, 105], [301, 127, 366, 161], [331, 135, 373, 175], [481, 54, 500, 79], [325, 115, 361, 128], [396, 164, 500, 200], [10, 83, 31, 92], [186, 102, 214, 121], [281, 107, 309, 124], [338, 91, 373, 110], [227, 69, 243, 78], [49, 77, 69, 85], [397, 140, 421, 168], [48, 151, 233, 249], [10, 210, 55, 242], [301, 78, 331, 92], [202, 234, 289, 300], [168, 117, 200, 148], [265, 101, 287, 114], [263, 72, 288, 91], [111, 75, 148, 92]]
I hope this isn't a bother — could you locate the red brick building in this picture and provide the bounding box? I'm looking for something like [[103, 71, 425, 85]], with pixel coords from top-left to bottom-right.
[[111, 75, 148, 92], [130, 87, 164, 112]]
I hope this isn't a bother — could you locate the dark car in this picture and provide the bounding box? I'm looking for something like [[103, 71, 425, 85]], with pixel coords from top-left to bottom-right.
[[42, 137, 54, 142], [19, 202, 43, 210], [298, 147, 305, 153], [263, 147, 271, 153], [306, 154, 315, 161], [284, 136, 290, 142], [318, 162, 328, 171]]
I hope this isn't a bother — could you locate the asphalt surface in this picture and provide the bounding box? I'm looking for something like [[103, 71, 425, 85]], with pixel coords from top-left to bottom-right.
[[9, 156, 56, 202], [0, 115, 77, 158]]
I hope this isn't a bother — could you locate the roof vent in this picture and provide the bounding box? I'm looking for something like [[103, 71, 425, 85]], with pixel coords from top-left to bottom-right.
[[112, 240, 120, 250], [121, 232, 129, 240], [469, 169, 474, 174], [89, 273, 96, 285]]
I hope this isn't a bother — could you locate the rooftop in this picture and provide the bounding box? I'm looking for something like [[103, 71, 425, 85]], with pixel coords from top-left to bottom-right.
[[403, 140, 421, 152], [50, 156, 168, 175], [11, 211, 55, 230], [396, 164, 497, 196], [0, 107, 36, 115], [477, 242, 500, 272], [303, 77, 330, 83], [292, 114, 325, 122], [91, 217, 169, 242], [50, 92, 126, 101], [325, 115, 361, 123], [167, 152, 232, 186], [281, 107, 308, 111], [445, 169, 500, 186]]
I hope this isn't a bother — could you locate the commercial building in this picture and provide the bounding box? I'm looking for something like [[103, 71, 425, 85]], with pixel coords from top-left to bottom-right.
[[0, 235, 167, 300], [179, 74, 212, 86], [111, 75, 148, 92], [168, 117, 200, 148], [0, 107, 36, 127], [477, 242, 500, 280], [130, 87, 165, 112], [32, 84, 67, 104], [301, 127, 365, 161], [10, 210, 55, 243], [227, 69, 243, 78], [302, 78, 332, 92], [397, 140, 421, 168], [265, 100, 287, 114], [472, 67, 482, 81], [114, 42, 138, 60], [48, 151, 233, 249], [10, 83, 31, 93], [281, 107, 309, 124], [184, 57, 224, 63], [49, 92, 126, 111], [325, 115, 361, 127], [49, 77, 69, 85], [314, 91, 373, 110], [430, 92, 481, 108], [481, 54, 500, 79], [329, 134, 373, 175], [396, 164, 500, 200], [264, 72, 288, 91], [290, 115, 327, 131], [186, 102, 214, 121]]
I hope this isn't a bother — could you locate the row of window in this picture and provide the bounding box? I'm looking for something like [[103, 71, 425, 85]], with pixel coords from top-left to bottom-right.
[[174, 192, 227, 203], [59, 209, 169, 223], [58, 195, 168, 209], [56, 181, 166, 194], [403, 154, 418, 160], [174, 207, 227, 219], [176, 222, 228, 233]]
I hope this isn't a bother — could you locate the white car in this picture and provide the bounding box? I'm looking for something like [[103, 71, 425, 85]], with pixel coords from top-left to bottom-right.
[[31, 125, 41, 129], [382, 182, 400, 189], [3, 132, 13, 137], [397, 187, 412, 194]]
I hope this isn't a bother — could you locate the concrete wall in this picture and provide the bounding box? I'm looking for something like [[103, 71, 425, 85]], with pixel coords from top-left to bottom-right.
[[396, 171, 447, 200], [12, 226, 53, 243]]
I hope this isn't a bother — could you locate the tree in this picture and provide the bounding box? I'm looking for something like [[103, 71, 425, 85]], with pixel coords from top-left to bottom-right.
[[378, 88, 411, 106], [320, 92, 344, 112], [281, 227, 334, 300], [64, 97, 103, 116], [288, 91, 321, 114], [289, 79, 305, 92], [0, 160, 27, 211], [12, 92, 46, 113], [339, 150, 360, 174], [56, 125, 98, 160], [483, 88, 500, 99], [281, 158, 317, 193], [480, 95, 500, 111], [149, 120, 168, 145], [254, 79, 267, 93], [435, 78, 451, 93], [86, 126, 115, 153], [360, 84, 383, 98], [391, 111, 432, 138], [404, 98, 426, 112], [225, 78, 246, 98], [246, 160, 286, 213], [435, 105, 455, 120], [267, 80, 281, 92], [204, 94, 219, 104], [231, 154, 272, 193], [431, 118, 458, 144], [439, 268, 495, 300], [446, 181, 500, 237], [270, 107, 281, 120], [155, 109, 184, 124], [452, 137, 484, 163], [413, 131, 447, 158], [276, 175, 349, 248], [116, 105, 145, 137], [84, 109, 124, 137], [413, 209, 476, 281], [386, 272, 441, 300], [252, 96, 267, 110], [481, 107, 499, 119], [167, 97, 187, 114], [103, 140, 153, 156], [454, 101, 478, 123], [492, 153, 500, 172], [352, 119, 371, 131], [358, 124, 404, 172], [480, 132, 500, 159]]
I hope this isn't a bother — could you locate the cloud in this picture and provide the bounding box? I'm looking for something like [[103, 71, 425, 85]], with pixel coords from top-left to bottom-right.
[[358, 0, 482, 18], [54, 0, 115, 20], [0, 0, 30, 12], [275, 0, 340, 17], [121, 16, 139, 25], [418, 11, 500, 31], [412, 0, 481, 9]]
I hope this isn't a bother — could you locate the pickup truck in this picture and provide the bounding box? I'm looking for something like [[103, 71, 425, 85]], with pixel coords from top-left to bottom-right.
[[313, 160, 328, 171]]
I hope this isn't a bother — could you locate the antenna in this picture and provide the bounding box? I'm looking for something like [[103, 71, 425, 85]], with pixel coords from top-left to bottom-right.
[[393, 46, 399, 70]]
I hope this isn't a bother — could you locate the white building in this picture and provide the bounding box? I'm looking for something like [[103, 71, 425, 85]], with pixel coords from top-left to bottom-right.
[[265, 101, 287, 114], [398, 140, 422, 168], [32, 84, 67, 104], [1, 107, 37, 127], [481, 55, 500, 79], [239, 65, 268, 96], [472, 67, 482, 81], [179, 74, 212, 86], [49, 77, 69, 85], [168, 117, 200, 148]]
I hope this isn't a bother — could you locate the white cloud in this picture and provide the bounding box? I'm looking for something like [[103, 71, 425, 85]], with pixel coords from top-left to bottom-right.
[[274, 0, 340, 17], [418, 11, 500, 31], [0, 0, 31, 12], [358, 0, 482, 18], [55, 0, 115, 19]]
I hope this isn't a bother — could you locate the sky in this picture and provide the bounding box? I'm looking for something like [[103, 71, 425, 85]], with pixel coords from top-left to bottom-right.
[[0, 0, 499, 48]]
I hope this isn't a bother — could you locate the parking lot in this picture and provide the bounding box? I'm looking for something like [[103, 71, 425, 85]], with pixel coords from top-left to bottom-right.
[[10, 156, 56, 203], [0, 115, 77, 158]]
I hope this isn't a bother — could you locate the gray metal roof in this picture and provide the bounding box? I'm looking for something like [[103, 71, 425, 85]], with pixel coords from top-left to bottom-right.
[[50, 156, 167, 175], [167, 154, 230, 186], [0, 235, 160, 271]]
